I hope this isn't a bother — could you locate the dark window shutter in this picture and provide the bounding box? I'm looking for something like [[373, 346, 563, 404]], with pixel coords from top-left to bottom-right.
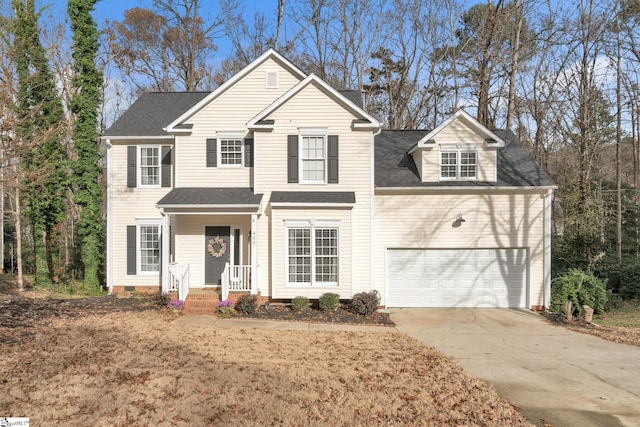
[[328, 135, 339, 183], [127, 225, 137, 275], [161, 146, 172, 187], [127, 146, 137, 187], [206, 138, 217, 167], [244, 138, 254, 167], [287, 135, 298, 183]]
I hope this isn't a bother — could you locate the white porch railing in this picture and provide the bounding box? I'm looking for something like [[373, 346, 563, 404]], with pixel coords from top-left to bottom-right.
[[168, 262, 189, 302], [221, 263, 254, 301]]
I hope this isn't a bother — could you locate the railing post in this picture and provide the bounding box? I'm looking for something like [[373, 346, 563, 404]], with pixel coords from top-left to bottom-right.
[[222, 262, 230, 301]]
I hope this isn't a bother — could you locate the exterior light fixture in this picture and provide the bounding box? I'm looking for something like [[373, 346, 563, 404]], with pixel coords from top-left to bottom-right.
[[452, 213, 466, 228]]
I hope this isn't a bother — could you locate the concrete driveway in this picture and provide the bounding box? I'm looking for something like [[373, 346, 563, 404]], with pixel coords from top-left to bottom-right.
[[390, 309, 640, 427]]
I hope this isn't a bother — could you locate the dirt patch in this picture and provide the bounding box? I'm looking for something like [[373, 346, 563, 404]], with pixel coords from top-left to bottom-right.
[[0, 293, 532, 426], [542, 311, 640, 347], [233, 303, 395, 326]]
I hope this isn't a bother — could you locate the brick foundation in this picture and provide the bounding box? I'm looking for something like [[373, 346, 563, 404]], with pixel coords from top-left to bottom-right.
[[530, 305, 545, 312], [112, 285, 161, 294], [181, 289, 268, 315]]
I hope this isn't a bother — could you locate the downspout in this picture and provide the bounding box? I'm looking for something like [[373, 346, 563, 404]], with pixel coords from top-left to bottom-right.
[[370, 127, 382, 293], [544, 188, 553, 309], [105, 138, 113, 294]]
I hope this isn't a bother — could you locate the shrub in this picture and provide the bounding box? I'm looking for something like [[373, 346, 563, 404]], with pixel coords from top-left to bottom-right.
[[318, 292, 340, 312], [551, 269, 608, 316], [216, 299, 234, 316], [235, 294, 258, 314], [291, 296, 309, 312], [350, 290, 380, 315], [152, 291, 171, 307]]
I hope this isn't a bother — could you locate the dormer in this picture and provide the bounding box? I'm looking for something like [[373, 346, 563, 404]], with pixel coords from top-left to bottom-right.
[[408, 110, 505, 183]]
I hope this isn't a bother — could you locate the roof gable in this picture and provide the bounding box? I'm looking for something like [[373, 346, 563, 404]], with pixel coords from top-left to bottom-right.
[[247, 74, 380, 130], [375, 129, 555, 188], [409, 110, 505, 153], [165, 49, 307, 133]]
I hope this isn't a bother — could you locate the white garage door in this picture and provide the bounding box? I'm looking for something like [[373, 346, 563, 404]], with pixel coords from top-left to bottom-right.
[[386, 248, 528, 308]]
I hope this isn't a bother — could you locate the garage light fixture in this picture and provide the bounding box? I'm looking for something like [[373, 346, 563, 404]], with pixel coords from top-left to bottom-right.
[[453, 213, 465, 227]]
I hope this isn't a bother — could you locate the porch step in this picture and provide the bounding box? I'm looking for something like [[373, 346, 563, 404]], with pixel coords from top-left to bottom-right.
[[182, 289, 221, 315]]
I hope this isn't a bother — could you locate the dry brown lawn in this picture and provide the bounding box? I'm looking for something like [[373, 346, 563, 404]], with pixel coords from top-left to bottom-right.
[[0, 294, 532, 426]]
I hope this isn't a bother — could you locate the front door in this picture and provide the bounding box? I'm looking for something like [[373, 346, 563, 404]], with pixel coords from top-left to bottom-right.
[[204, 226, 231, 285]]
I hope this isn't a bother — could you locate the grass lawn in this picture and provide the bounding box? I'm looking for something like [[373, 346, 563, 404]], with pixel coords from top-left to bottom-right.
[[594, 299, 640, 328], [0, 293, 531, 426]]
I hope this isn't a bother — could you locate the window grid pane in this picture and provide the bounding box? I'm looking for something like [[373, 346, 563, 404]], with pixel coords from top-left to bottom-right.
[[440, 152, 457, 178], [140, 225, 159, 272], [287, 227, 338, 285], [460, 152, 477, 178], [140, 147, 159, 185], [220, 139, 243, 165], [288, 229, 311, 283], [302, 136, 326, 182], [315, 228, 338, 283]]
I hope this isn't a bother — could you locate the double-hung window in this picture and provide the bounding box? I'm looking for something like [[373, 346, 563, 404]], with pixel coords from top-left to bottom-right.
[[287, 223, 338, 286], [440, 150, 477, 180], [219, 138, 243, 166], [139, 146, 160, 186], [301, 134, 326, 183], [138, 223, 160, 273]]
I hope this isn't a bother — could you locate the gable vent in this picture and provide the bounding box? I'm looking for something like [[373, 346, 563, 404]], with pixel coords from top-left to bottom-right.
[[266, 71, 278, 88]]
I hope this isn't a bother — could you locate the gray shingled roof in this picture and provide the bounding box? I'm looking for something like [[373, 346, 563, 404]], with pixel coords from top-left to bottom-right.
[[157, 188, 263, 206], [374, 129, 555, 188], [271, 191, 356, 204], [103, 92, 209, 136], [339, 90, 363, 108]]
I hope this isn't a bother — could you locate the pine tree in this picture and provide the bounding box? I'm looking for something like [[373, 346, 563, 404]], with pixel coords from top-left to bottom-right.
[[68, 0, 103, 289], [12, 0, 67, 286]]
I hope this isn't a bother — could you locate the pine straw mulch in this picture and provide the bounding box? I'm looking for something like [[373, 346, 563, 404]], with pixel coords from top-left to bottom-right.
[[0, 291, 532, 426], [541, 311, 640, 347], [232, 303, 396, 326]]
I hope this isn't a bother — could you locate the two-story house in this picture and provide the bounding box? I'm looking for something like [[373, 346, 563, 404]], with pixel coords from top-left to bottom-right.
[[102, 49, 555, 310]]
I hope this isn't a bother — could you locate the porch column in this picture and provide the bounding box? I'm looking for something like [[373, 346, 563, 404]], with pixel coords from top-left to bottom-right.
[[161, 212, 170, 293], [250, 213, 258, 294]]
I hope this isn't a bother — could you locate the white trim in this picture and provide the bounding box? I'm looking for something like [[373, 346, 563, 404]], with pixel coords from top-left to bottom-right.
[[106, 139, 113, 292], [544, 189, 553, 308], [136, 220, 162, 276], [284, 222, 340, 287], [299, 133, 327, 184], [166, 49, 307, 132], [439, 149, 478, 181], [408, 109, 505, 154], [137, 145, 162, 188], [247, 73, 381, 129], [217, 137, 244, 168], [270, 202, 354, 208], [161, 214, 170, 293]]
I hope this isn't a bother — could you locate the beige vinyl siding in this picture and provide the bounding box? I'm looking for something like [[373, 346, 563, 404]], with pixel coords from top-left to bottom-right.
[[253, 81, 373, 297], [174, 215, 251, 288], [111, 140, 172, 288], [374, 190, 547, 307], [420, 119, 497, 182], [174, 58, 303, 187], [270, 208, 353, 299]]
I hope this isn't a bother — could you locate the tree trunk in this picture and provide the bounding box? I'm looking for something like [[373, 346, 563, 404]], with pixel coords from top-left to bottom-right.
[[15, 187, 23, 292]]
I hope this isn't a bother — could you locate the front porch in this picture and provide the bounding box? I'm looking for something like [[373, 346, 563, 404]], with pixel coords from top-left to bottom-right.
[[156, 187, 264, 309], [166, 261, 256, 304]]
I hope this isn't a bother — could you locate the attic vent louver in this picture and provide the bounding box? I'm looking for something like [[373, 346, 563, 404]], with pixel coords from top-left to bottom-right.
[[266, 71, 278, 88], [486, 138, 498, 144]]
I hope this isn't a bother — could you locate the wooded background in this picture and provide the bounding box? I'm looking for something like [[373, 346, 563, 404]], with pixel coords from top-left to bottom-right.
[[1, 0, 639, 298]]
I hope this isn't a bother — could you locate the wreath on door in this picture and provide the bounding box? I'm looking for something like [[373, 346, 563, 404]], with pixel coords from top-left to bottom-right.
[[207, 235, 227, 258]]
